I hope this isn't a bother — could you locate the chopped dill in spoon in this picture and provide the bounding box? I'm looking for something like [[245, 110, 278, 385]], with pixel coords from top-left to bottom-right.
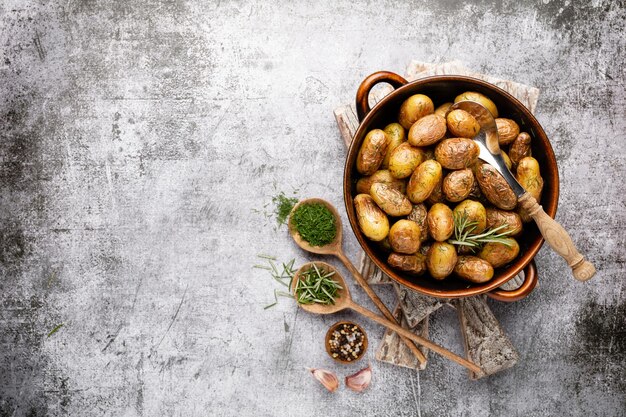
[[290, 203, 337, 246]]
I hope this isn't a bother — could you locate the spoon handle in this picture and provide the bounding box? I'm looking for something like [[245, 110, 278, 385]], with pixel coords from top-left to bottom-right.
[[348, 302, 482, 374], [335, 250, 427, 366], [518, 192, 596, 281]]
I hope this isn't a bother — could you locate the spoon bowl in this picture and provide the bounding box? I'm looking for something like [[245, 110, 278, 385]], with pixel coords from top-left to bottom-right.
[[292, 261, 350, 314], [288, 198, 343, 255]]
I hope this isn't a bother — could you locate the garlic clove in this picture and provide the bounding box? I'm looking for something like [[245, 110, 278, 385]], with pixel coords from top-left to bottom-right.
[[345, 363, 372, 392], [306, 367, 339, 392]]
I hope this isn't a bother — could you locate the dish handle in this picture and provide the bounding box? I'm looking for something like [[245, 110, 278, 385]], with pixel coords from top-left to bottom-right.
[[356, 71, 408, 122], [487, 260, 538, 302]]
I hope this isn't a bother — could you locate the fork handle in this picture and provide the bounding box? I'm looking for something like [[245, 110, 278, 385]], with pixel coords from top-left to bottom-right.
[[518, 193, 596, 281]]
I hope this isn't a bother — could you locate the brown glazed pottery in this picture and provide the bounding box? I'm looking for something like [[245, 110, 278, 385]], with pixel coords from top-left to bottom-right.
[[343, 71, 559, 301]]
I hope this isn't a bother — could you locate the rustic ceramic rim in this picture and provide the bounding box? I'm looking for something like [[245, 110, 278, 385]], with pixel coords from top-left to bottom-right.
[[324, 320, 368, 363], [343, 74, 559, 299]]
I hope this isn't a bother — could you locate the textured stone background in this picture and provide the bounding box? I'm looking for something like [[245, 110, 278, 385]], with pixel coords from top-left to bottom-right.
[[1, 0, 624, 416]]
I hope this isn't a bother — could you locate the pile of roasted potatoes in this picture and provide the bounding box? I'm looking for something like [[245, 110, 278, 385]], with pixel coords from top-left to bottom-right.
[[353, 91, 544, 284]]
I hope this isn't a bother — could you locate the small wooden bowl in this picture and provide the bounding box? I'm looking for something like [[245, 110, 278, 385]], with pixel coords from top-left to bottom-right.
[[325, 321, 368, 363], [344, 72, 558, 301]]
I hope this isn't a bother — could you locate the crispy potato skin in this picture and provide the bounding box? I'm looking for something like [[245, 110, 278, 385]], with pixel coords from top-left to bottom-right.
[[382, 123, 406, 169], [408, 204, 429, 242], [434, 138, 480, 169], [427, 203, 454, 242], [354, 194, 389, 241], [475, 163, 518, 210], [426, 242, 457, 280], [408, 114, 447, 147], [495, 118, 520, 146], [370, 183, 413, 217], [509, 132, 532, 167], [426, 173, 445, 205], [453, 199, 487, 233], [389, 220, 421, 254], [388, 142, 424, 179], [356, 170, 406, 195], [516, 156, 544, 222], [398, 94, 434, 130], [357, 129, 389, 175], [479, 239, 520, 268], [388, 252, 427, 275], [443, 168, 474, 203], [454, 256, 494, 283], [407, 160, 443, 203], [454, 91, 499, 118], [486, 208, 523, 237], [446, 109, 480, 138], [434, 102, 453, 118]]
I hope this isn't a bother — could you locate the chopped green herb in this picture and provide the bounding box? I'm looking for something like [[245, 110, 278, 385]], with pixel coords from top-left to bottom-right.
[[272, 192, 298, 226], [47, 323, 64, 338], [448, 212, 514, 251], [254, 255, 297, 309], [290, 203, 337, 247], [293, 264, 342, 305]]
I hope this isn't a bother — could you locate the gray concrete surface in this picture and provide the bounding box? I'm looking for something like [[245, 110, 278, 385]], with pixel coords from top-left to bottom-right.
[[1, 0, 624, 416]]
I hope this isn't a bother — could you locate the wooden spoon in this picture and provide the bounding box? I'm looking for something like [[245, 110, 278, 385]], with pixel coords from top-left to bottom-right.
[[293, 261, 482, 374], [288, 198, 426, 366]]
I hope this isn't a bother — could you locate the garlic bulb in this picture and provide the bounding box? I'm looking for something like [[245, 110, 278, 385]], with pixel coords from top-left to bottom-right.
[[345, 364, 372, 392], [306, 368, 339, 392]]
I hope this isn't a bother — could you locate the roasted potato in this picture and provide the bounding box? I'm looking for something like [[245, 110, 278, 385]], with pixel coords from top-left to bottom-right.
[[388, 142, 424, 179], [408, 114, 447, 147], [389, 220, 421, 254], [407, 204, 429, 242], [516, 156, 543, 200], [382, 123, 406, 169], [475, 163, 517, 210], [453, 199, 487, 233], [495, 118, 520, 146], [426, 242, 458, 280], [354, 194, 389, 241], [478, 239, 520, 268], [427, 203, 454, 242], [434, 102, 453, 118], [407, 160, 442, 203], [454, 256, 494, 283], [454, 91, 499, 118], [485, 208, 523, 237], [501, 150, 513, 170], [356, 170, 406, 195], [443, 168, 474, 202], [370, 183, 413, 217], [357, 129, 389, 175], [509, 132, 532, 167], [426, 173, 445, 205], [398, 94, 434, 130], [388, 252, 427, 275], [446, 109, 480, 138], [516, 156, 544, 222], [434, 138, 480, 169]]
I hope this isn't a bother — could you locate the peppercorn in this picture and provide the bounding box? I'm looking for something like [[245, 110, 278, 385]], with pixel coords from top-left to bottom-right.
[[325, 322, 368, 363]]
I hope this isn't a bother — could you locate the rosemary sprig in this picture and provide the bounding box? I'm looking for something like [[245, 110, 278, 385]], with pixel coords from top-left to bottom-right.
[[448, 212, 514, 250], [293, 265, 342, 305], [254, 255, 297, 309]]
